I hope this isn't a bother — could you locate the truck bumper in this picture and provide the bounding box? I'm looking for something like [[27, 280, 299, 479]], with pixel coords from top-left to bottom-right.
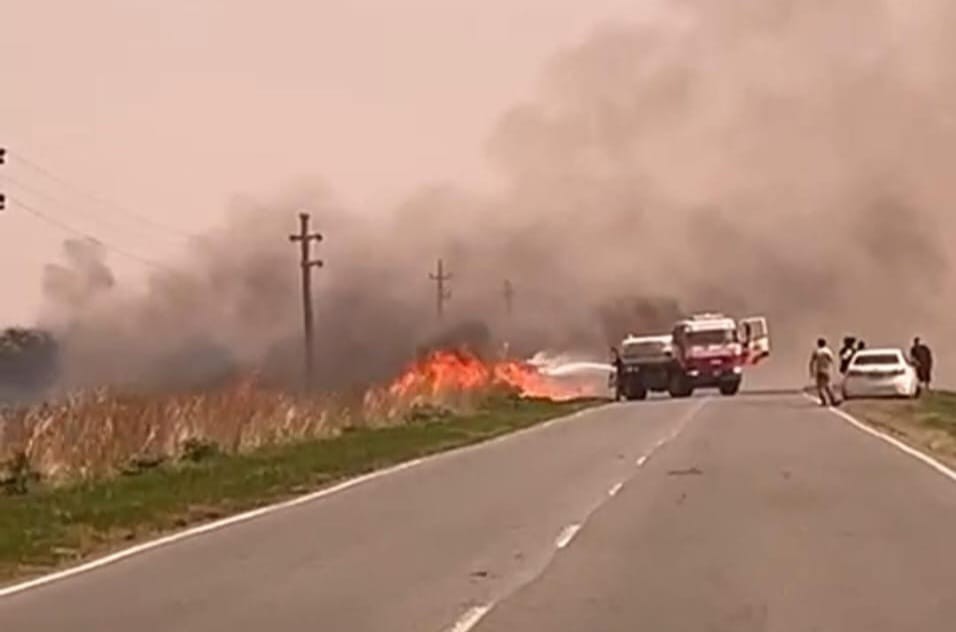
[[686, 366, 742, 388]]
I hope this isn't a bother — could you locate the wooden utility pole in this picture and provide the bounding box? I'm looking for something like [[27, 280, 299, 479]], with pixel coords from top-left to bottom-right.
[[289, 212, 323, 388], [429, 258, 452, 320], [503, 279, 515, 317]]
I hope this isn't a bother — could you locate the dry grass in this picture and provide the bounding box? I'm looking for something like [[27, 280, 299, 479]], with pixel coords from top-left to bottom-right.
[[0, 396, 597, 581], [0, 378, 493, 485]]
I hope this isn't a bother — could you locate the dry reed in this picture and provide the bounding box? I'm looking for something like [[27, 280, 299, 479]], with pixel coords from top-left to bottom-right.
[[0, 377, 461, 484]]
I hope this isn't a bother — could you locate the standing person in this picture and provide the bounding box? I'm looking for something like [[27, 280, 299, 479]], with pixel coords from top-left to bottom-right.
[[839, 336, 857, 375], [809, 338, 837, 407], [910, 337, 934, 392], [610, 347, 625, 401]]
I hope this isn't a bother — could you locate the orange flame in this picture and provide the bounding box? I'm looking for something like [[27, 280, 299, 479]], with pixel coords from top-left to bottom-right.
[[386, 348, 590, 402]]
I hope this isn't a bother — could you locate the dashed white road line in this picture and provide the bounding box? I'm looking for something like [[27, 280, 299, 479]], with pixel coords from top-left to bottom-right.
[[448, 605, 492, 632], [440, 396, 710, 632], [641, 397, 708, 466], [555, 524, 582, 549]]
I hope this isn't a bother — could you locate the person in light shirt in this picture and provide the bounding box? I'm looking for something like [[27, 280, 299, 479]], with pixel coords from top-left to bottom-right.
[[809, 338, 838, 407]]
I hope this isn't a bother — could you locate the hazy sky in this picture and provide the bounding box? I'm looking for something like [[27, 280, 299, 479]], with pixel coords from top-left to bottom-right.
[[0, 0, 642, 324]]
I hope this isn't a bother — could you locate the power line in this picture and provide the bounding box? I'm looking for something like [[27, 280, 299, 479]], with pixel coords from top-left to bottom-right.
[[6, 194, 178, 273], [2, 174, 188, 248], [9, 149, 198, 241]]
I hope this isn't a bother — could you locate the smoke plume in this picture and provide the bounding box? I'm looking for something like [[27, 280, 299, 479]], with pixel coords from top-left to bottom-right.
[[36, 0, 956, 392]]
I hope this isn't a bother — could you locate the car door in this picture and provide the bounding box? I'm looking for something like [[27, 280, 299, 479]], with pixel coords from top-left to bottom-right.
[[739, 316, 770, 364]]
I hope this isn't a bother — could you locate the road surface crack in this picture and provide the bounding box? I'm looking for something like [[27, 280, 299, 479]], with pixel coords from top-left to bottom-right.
[[667, 467, 703, 476]]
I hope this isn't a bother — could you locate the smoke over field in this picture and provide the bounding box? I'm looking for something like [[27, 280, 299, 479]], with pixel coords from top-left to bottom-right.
[[35, 0, 956, 392]]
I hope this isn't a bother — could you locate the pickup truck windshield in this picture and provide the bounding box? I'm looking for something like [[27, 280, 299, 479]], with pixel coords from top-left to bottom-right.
[[623, 341, 669, 358]]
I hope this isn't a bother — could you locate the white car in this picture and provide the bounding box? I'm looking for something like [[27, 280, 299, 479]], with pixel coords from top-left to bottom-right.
[[841, 348, 920, 400]]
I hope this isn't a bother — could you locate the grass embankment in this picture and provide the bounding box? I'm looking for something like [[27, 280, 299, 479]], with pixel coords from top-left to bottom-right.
[[844, 391, 956, 469], [0, 396, 597, 584]]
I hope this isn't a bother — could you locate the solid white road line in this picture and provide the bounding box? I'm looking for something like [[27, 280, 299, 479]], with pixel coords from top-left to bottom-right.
[[448, 605, 492, 632], [555, 524, 583, 549], [829, 406, 956, 484], [799, 392, 956, 484], [0, 458, 420, 599], [608, 482, 624, 497], [0, 404, 611, 599]]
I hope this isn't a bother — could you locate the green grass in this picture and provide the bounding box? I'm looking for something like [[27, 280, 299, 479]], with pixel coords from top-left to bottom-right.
[[914, 391, 956, 434], [845, 390, 956, 467], [0, 397, 598, 583]]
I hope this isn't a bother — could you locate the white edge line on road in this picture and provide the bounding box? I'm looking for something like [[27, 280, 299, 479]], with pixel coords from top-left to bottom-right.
[[0, 404, 612, 600], [829, 405, 956, 484], [555, 524, 582, 549], [636, 455, 649, 467], [800, 392, 956, 484], [608, 482, 624, 497], [448, 605, 492, 632]]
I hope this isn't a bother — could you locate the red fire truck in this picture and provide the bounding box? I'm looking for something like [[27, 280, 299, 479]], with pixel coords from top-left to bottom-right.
[[668, 313, 769, 396], [616, 313, 769, 399]]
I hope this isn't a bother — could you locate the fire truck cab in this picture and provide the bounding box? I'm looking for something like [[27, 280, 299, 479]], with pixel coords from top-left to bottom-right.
[[668, 313, 770, 397]]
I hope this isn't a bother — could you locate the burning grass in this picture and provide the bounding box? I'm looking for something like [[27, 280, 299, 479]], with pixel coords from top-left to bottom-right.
[[0, 348, 592, 487], [0, 346, 602, 581]]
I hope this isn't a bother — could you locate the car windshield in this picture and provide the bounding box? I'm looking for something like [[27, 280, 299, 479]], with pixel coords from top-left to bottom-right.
[[852, 353, 902, 366], [686, 329, 736, 346]]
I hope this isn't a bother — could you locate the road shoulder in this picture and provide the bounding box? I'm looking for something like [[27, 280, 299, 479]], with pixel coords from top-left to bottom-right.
[[842, 391, 956, 471]]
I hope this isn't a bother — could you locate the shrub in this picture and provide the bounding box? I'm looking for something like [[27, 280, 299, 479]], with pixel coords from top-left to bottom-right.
[[0, 451, 40, 495], [179, 438, 221, 463]]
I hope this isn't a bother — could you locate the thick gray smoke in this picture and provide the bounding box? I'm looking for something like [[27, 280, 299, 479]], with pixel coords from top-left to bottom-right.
[[38, 0, 956, 392]]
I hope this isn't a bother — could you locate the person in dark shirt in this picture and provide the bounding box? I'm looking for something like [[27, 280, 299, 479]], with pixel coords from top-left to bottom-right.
[[839, 336, 857, 375], [610, 347, 625, 401], [910, 337, 934, 392]]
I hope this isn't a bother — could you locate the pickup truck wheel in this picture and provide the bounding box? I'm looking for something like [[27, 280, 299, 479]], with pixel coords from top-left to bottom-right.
[[623, 375, 648, 401], [668, 374, 690, 398]]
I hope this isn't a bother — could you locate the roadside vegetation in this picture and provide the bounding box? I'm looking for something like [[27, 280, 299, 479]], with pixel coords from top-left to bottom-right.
[[0, 392, 596, 583], [844, 391, 956, 468]]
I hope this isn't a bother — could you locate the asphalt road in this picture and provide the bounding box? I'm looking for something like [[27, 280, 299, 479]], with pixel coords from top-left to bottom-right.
[[2, 394, 956, 631]]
